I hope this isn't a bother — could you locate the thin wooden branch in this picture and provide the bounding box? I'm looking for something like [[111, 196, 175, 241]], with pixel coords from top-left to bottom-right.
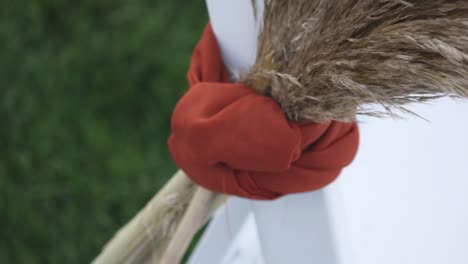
[[159, 188, 227, 264], [93, 170, 197, 264]]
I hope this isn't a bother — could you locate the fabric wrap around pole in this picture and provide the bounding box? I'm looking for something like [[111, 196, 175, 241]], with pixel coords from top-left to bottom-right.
[[168, 24, 360, 200]]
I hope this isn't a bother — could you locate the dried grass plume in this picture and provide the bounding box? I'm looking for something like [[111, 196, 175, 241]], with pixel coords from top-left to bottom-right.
[[246, 0, 468, 122]]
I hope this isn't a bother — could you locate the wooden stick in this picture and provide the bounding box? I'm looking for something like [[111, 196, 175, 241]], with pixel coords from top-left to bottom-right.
[[93, 170, 198, 264], [159, 188, 227, 264]]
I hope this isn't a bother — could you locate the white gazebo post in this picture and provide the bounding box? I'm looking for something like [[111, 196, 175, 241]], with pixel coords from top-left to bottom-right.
[[189, 1, 349, 263], [189, 1, 468, 264]]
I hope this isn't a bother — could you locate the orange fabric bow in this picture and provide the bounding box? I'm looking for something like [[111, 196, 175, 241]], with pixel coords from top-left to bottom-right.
[[168, 24, 359, 200]]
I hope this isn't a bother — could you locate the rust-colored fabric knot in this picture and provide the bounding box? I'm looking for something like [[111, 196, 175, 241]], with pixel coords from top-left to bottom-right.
[[168, 24, 359, 200]]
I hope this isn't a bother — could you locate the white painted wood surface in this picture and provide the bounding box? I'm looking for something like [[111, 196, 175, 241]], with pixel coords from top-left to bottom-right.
[[189, 1, 468, 263]]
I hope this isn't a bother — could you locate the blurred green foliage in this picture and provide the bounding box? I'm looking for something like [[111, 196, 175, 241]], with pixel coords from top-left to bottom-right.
[[1, 1, 207, 263]]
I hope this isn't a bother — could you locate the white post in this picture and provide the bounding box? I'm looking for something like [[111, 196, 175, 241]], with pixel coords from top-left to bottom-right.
[[188, 198, 259, 264], [252, 190, 344, 264], [189, 1, 346, 263]]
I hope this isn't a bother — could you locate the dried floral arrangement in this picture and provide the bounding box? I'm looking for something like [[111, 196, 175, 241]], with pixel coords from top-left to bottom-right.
[[94, 1, 468, 263]]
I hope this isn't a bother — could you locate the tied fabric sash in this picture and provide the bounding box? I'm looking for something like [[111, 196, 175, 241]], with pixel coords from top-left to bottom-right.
[[168, 24, 359, 200]]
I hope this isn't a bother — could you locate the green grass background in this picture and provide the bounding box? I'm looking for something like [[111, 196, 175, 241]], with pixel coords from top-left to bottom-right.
[[1, 1, 207, 263]]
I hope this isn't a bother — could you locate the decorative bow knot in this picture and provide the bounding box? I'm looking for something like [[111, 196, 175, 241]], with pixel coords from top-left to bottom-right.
[[169, 24, 359, 200]]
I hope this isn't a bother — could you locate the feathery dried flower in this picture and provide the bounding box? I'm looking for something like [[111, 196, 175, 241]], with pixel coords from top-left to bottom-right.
[[247, 0, 468, 122]]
